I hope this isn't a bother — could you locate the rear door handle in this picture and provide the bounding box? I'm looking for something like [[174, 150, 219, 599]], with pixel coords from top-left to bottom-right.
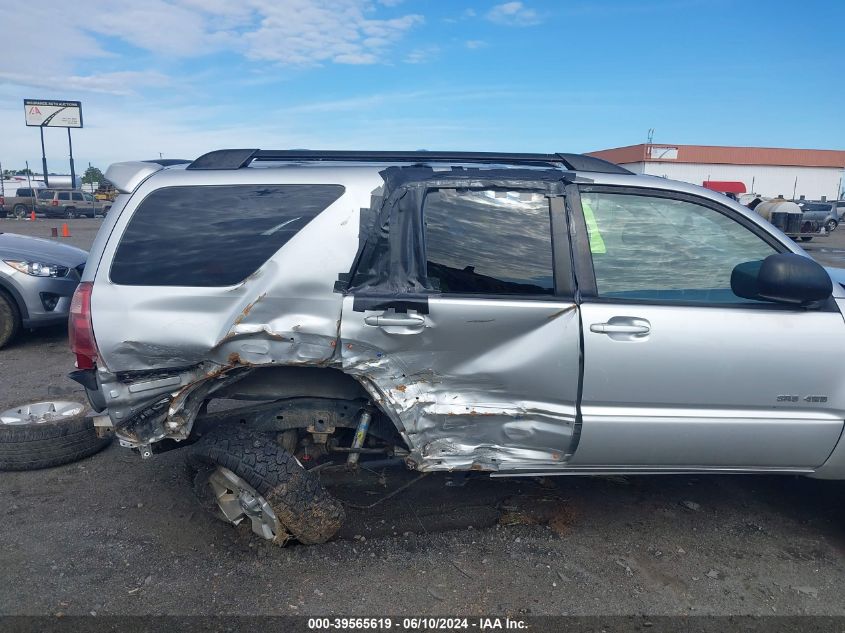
[[590, 323, 650, 335], [364, 314, 425, 327]]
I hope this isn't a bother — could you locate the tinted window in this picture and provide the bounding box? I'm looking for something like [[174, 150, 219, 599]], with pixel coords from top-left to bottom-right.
[[58, 192, 70, 201], [802, 203, 832, 212], [582, 192, 777, 303], [37, 190, 53, 199], [111, 184, 344, 286], [423, 189, 554, 296], [16, 188, 35, 197], [72, 192, 84, 201]]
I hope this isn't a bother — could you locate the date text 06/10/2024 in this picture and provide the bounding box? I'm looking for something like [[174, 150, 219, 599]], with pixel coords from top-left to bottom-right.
[[307, 617, 528, 630]]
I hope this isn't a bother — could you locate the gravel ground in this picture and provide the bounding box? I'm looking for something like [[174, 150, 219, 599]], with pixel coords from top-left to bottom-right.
[[0, 217, 843, 617]]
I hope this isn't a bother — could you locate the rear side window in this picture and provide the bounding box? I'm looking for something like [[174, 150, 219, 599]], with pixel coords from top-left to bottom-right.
[[110, 184, 344, 286], [58, 192, 70, 201], [17, 188, 34, 197], [423, 189, 554, 295], [37, 190, 53, 199]]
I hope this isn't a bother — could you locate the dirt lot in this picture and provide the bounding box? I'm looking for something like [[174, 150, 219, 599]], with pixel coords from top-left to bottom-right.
[[0, 217, 843, 618]]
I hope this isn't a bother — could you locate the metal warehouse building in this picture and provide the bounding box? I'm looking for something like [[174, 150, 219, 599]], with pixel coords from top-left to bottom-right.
[[588, 144, 845, 201]]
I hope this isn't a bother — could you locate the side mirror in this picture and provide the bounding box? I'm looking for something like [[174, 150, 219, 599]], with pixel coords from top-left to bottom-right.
[[731, 253, 832, 307]]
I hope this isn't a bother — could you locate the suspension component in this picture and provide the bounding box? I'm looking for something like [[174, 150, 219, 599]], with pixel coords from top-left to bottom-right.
[[346, 408, 372, 467]]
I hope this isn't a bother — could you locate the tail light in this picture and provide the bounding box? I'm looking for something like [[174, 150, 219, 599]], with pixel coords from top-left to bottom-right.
[[69, 282, 98, 369], [0, 196, 4, 205], [51, 200, 58, 206]]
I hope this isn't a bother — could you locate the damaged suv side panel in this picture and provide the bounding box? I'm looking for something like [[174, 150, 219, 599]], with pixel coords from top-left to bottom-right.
[[86, 163, 586, 472], [88, 166, 382, 444]]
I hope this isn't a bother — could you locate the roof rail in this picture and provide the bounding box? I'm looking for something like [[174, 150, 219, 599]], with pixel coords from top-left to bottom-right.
[[186, 149, 632, 174]]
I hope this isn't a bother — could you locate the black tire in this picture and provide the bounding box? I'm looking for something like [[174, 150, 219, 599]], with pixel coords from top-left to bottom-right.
[[0, 289, 20, 349], [65, 208, 76, 219], [800, 236, 813, 242], [188, 426, 345, 545], [13, 205, 28, 219], [825, 219, 837, 233], [0, 409, 111, 471]]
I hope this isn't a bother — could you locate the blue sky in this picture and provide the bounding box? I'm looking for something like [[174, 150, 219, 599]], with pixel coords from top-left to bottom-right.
[[0, 0, 843, 172]]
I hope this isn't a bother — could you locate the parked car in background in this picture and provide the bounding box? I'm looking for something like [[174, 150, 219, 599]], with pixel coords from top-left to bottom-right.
[[798, 201, 838, 234], [2, 187, 41, 219], [35, 189, 112, 218], [66, 149, 845, 547], [835, 200, 845, 220], [0, 232, 87, 348]]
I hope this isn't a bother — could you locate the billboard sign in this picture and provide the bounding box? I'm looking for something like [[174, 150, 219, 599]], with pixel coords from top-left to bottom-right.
[[23, 99, 83, 128]]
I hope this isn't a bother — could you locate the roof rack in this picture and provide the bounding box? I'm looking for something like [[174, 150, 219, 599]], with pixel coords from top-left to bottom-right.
[[186, 149, 632, 175]]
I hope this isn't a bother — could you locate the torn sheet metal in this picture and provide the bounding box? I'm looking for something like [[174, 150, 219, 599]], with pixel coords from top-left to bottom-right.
[[340, 297, 581, 471]]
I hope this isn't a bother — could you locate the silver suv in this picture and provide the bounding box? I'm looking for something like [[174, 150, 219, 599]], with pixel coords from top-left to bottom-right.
[[70, 150, 845, 546]]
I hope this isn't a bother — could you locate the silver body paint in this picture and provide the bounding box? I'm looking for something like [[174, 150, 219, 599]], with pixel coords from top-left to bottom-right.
[[84, 160, 845, 478]]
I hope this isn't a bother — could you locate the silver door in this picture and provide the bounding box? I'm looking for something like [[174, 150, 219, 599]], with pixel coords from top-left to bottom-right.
[[340, 187, 581, 472], [571, 188, 845, 470]]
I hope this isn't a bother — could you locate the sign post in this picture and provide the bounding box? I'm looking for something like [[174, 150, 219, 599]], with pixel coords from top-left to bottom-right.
[[67, 128, 76, 189], [23, 99, 83, 188], [39, 127, 49, 187]]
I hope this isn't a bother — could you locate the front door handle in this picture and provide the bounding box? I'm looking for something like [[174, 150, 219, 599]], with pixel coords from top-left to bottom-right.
[[364, 314, 425, 327], [590, 323, 650, 335]]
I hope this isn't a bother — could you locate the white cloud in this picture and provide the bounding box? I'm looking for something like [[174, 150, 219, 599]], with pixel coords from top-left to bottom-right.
[[0, 71, 171, 97], [486, 2, 542, 26], [0, 0, 425, 72], [465, 40, 488, 49], [241, 1, 423, 65], [404, 46, 440, 64]]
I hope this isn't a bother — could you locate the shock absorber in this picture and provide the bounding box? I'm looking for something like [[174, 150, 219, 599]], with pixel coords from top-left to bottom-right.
[[346, 407, 373, 468]]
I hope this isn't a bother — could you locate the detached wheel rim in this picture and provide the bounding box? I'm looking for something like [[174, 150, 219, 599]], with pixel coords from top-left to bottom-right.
[[206, 466, 283, 541], [1, 401, 85, 425]]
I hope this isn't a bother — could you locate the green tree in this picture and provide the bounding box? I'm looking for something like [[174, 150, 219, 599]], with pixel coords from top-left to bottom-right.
[[82, 166, 104, 184]]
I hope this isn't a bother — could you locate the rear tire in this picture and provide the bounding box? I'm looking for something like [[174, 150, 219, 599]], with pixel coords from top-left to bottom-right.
[[65, 208, 76, 219], [188, 427, 345, 545], [0, 290, 20, 349], [13, 205, 27, 219], [800, 236, 813, 242], [825, 219, 838, 233], [0, 404, 111, 471]]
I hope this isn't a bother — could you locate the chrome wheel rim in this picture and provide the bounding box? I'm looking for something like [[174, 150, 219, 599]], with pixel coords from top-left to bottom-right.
[[0, 401, 84, 425], [206, 466, 283, 542]]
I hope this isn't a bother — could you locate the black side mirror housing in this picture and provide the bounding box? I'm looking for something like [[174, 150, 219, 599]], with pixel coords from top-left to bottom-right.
[[731, 253, 832, 307]]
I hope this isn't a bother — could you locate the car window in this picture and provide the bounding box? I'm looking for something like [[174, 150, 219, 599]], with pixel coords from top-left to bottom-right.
[[423, 189, 554, 296], [72, 192, 84, 201], [83, 193, 94, 201], [111, 184, 345, 286], [37, 190, 53, 199], [581, 191, 778, 304], [58, 192, 70, 201], [16, 188, 34, 197]]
